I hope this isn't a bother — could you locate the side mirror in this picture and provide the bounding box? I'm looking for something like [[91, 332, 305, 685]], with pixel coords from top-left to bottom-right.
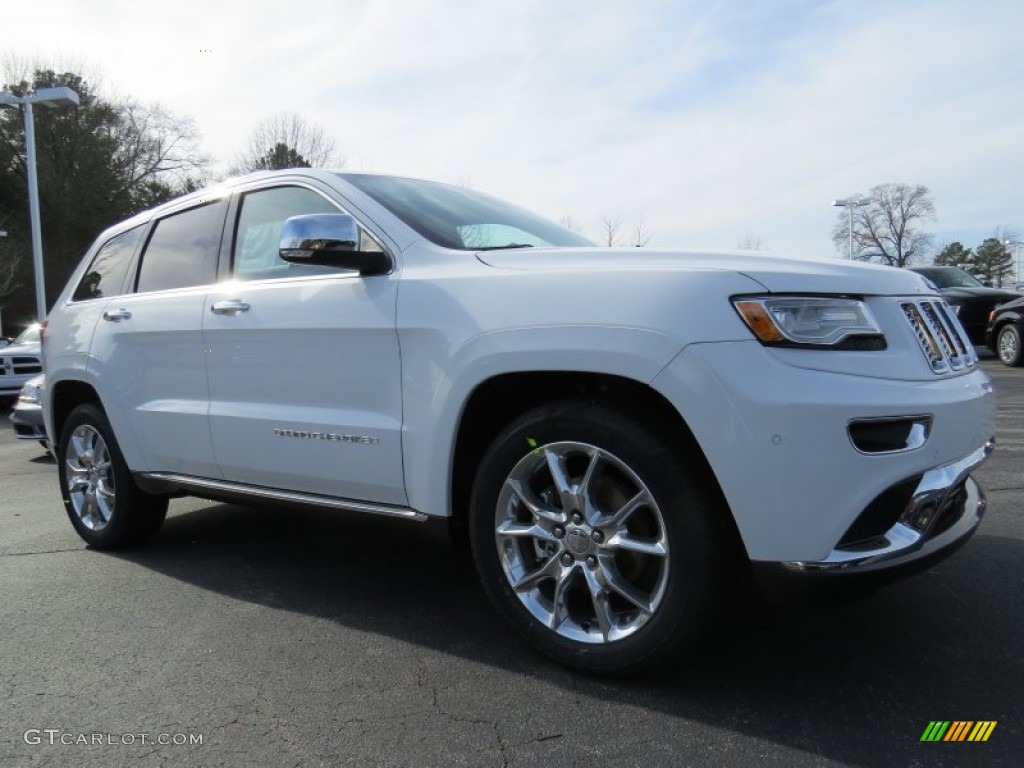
[[279, 214, 390, 275]]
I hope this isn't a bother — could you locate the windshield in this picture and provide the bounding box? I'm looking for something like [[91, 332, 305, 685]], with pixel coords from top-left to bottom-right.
[[914, 267, 984, 289], [12, 324, 41, 345], [339, 174, 593, 251]]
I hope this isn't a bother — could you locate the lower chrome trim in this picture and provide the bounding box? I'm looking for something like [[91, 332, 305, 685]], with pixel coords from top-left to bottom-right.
[[784, 438, 994, 572], [138, 472, 427, 522]]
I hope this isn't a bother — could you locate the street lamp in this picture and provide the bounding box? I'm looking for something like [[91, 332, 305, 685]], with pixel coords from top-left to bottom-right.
[[1004, 240, 1022, 288], [0, 85, 80, 320], [832, 196, 872, 260]]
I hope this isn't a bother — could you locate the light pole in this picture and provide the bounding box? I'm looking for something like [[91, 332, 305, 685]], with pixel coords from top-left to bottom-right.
[[0, 229, 5, 334], [0, 86, 80, 320], [832, 196, 872, 260], [1004, 240, 1022, 288]]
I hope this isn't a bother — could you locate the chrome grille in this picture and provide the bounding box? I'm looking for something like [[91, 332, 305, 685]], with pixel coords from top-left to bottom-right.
[[901, 299, 977, 374], [0, 355, 43, 376]]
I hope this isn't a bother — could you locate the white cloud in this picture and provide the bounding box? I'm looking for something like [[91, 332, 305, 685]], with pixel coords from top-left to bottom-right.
[[5, 0, 1023, 258]]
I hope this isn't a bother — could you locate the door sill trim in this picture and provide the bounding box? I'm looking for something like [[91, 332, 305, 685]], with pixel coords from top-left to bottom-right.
[[137, 472, 427, 521]]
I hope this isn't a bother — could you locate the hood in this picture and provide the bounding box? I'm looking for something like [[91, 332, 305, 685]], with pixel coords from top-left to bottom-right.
[[476, 247, 935, 296], [0, 341, 41, 356], [937, 286, 1021, 302]]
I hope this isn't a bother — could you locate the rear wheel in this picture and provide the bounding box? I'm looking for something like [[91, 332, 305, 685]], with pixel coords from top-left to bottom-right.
[[997, 324, 1023, 366], [57, 404, 168, 548], [469, 400, 733, 673]]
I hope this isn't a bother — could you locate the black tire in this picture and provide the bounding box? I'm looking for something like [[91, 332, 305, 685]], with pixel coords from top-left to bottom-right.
[[57, 403, 168, 548], [469, 399, 734, 674], [996, 324, 1023, 367]]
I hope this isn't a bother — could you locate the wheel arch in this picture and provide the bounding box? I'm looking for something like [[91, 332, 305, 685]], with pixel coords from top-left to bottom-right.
[[991, 311, 1024, 335], [995, 314, 1022, 334], [448, 371, 743, 556], [50, 378, 104, 447], [48, 378, 146, 472]]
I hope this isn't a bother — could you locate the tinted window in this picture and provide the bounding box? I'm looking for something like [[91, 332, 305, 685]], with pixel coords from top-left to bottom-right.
[[136, 201, 226, 293], [11, 324, 41, 345], [234, 186, 343, 281], [340, 173, 593, 251], [73, 225, 144, 301], [913, 268, 983, 289]]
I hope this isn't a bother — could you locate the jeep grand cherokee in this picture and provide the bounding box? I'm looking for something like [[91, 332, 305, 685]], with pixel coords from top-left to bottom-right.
[[42, 170, 995, 672]]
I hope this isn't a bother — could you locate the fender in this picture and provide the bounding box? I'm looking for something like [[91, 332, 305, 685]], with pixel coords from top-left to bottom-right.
[[401, 324, 683, 517]]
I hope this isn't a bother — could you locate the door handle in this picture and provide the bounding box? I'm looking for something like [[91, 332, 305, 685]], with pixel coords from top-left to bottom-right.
[[102, 308, 132, 322], [210, 300, 251, 315]]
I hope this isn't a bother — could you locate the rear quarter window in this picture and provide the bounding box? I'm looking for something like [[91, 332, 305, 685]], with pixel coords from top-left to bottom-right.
[[72, 225, 145, 302]]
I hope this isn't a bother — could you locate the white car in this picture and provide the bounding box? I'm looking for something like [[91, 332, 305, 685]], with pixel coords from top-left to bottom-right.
[[9, 373, 48, 448], [42, 170, 995, 672]]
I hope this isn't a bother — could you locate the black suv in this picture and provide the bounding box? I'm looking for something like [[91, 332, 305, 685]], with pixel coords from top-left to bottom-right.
[[910, 267, 1020, 345]]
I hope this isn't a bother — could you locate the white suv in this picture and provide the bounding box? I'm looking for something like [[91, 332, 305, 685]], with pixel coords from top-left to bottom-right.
[[43, 170, 995, 672]]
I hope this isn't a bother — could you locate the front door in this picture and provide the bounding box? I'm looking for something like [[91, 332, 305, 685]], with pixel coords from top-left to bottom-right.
[[202, 183, 406, 505]]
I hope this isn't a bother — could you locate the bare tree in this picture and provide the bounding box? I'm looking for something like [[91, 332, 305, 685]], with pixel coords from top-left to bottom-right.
[[1, 60, 209, 201], [631, 216, 651, 248], [353, 154, 376, 172], [230, 113, 341, 174], [831, 183, 935, 267], [600, 215, 622, 247], [737, 234, 768, 251], [0, 65, 211, 320], [559, 215, 583, 233], [111, 99, 210, 199]]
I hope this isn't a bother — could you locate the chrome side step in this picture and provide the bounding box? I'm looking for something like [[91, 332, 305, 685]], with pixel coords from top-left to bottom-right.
[[137, 472, 427, 522]]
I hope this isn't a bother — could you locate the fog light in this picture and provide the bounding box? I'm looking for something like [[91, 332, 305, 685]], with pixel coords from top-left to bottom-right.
[[909, 503, 937, 531]]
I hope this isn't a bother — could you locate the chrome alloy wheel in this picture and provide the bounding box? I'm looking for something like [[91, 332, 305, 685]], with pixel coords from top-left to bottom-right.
[[494, 441, 670, 644], [64, 424, 116, 531], [998, 326, 1019, 365]]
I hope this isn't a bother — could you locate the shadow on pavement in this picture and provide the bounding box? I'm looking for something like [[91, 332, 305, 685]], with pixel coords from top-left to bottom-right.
[[105, 501, 1021, 765]]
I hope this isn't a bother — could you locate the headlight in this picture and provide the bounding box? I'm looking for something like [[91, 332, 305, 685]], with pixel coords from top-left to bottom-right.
[[18, 384, 41, 404], [732, 296, 886, 349]]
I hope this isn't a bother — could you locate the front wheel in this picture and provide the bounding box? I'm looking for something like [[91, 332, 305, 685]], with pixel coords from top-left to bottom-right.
[[997, 324, 1023, 366], [57, 404, 168, 548], [469, 400, 733, 673]]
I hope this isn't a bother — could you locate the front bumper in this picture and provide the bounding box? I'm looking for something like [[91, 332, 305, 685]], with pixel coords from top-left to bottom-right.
[[780, 438, 992, 573], [651, 340, 996, 564], [9, 402, 48, 442]]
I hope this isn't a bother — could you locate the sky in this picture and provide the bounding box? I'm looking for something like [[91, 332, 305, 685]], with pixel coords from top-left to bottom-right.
[[5, 0, 1023, 260]]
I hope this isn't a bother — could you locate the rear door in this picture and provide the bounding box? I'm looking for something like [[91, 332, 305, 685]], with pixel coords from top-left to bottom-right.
[[202, 181, 406, 505], [88, 198, 228, 477]]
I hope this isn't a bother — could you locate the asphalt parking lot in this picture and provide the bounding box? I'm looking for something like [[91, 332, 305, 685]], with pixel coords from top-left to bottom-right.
[[1, 360, 1021, 767]]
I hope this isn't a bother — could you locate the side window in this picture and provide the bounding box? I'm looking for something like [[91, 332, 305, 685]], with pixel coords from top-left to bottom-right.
[[136, 200, 227, 293], [72, 225, 145, 301], [233, 186, 346, 281]]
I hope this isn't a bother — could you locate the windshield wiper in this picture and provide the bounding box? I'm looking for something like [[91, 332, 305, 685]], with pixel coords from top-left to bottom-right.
[[476, 243, 535, 251]]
